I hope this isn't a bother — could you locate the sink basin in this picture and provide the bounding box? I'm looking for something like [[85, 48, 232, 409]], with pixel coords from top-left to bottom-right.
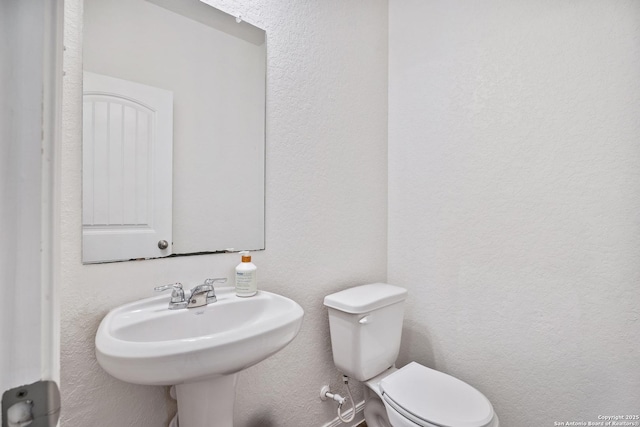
[[96, 287, 304, 385], [95, 287, 304, 426]]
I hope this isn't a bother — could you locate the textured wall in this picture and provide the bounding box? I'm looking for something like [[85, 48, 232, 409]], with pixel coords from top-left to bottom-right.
[[61, 0, 387, 425], [388, 0, 640, 426]]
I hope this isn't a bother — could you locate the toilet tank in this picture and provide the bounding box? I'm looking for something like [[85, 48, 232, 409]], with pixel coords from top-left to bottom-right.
[[324, 283, 408, 381]]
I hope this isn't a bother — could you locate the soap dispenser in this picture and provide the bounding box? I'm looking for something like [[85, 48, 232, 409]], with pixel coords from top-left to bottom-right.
[[235, 251, 257, 297]]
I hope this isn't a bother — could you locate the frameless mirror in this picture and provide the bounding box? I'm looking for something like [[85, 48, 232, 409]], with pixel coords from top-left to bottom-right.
[[82, 0, 265, 263]]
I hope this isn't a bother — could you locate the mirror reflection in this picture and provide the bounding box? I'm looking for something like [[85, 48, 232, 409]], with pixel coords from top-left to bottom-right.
[[82, 0, 266, 263]]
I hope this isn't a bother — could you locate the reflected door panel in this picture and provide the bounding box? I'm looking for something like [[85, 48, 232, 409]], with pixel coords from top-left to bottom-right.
[[82, 72, 173, 263]]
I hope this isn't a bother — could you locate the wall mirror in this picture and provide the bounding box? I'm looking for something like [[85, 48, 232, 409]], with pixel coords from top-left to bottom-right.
[[82, 0, 266, 263]]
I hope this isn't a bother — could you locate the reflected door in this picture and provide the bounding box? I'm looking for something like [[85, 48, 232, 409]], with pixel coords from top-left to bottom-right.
[[82, 72, 173, 263]]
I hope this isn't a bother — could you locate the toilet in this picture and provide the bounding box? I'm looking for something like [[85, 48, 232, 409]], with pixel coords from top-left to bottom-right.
[[324, 283, 499, 427]]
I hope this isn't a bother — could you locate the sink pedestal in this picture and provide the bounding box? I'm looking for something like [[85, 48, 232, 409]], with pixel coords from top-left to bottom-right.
[[175, 374, 238, 427]]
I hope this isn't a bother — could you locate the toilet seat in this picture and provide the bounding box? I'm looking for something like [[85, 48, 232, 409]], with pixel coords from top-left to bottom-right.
[[380, 362, 495, 427]]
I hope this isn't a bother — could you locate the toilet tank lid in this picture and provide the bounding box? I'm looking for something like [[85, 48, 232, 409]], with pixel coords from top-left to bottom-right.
[[324, 283, 408, 314]]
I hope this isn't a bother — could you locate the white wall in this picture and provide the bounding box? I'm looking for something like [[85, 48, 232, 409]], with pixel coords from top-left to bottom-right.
[[61, 0, 387, 426], [389, 0, 640, 425]]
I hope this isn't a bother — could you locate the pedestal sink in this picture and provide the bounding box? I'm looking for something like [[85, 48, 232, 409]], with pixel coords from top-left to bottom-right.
[[95, 287, 304, 427]]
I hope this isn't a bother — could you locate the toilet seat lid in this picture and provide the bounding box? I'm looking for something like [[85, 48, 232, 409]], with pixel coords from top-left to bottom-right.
[[380, 362, 494, 427]]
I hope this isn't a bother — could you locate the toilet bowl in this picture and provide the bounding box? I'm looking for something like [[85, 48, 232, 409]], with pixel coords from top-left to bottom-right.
[[324, 283, 499, 427], [365, 363, 499, 427]]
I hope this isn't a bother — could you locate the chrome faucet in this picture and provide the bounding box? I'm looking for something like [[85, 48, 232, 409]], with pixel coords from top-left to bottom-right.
[[187, 279, 220, 308], [154, 278, 227, 310]]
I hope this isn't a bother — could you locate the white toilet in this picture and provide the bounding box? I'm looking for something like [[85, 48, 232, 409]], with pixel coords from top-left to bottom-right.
[[324, 283, 499, 427]]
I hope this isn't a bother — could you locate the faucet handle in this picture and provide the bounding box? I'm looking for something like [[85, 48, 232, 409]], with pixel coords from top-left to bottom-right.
[[203, 278, 227, 287], [154, 283, 183, 292], [154, 283, 185, 303]]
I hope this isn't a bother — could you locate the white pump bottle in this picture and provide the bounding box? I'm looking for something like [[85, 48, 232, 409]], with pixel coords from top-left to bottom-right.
[[235, 251, 257, 297]]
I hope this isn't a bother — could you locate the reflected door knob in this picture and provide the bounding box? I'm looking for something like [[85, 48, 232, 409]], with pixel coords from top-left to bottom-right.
[[158, 240, 169, 250]]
